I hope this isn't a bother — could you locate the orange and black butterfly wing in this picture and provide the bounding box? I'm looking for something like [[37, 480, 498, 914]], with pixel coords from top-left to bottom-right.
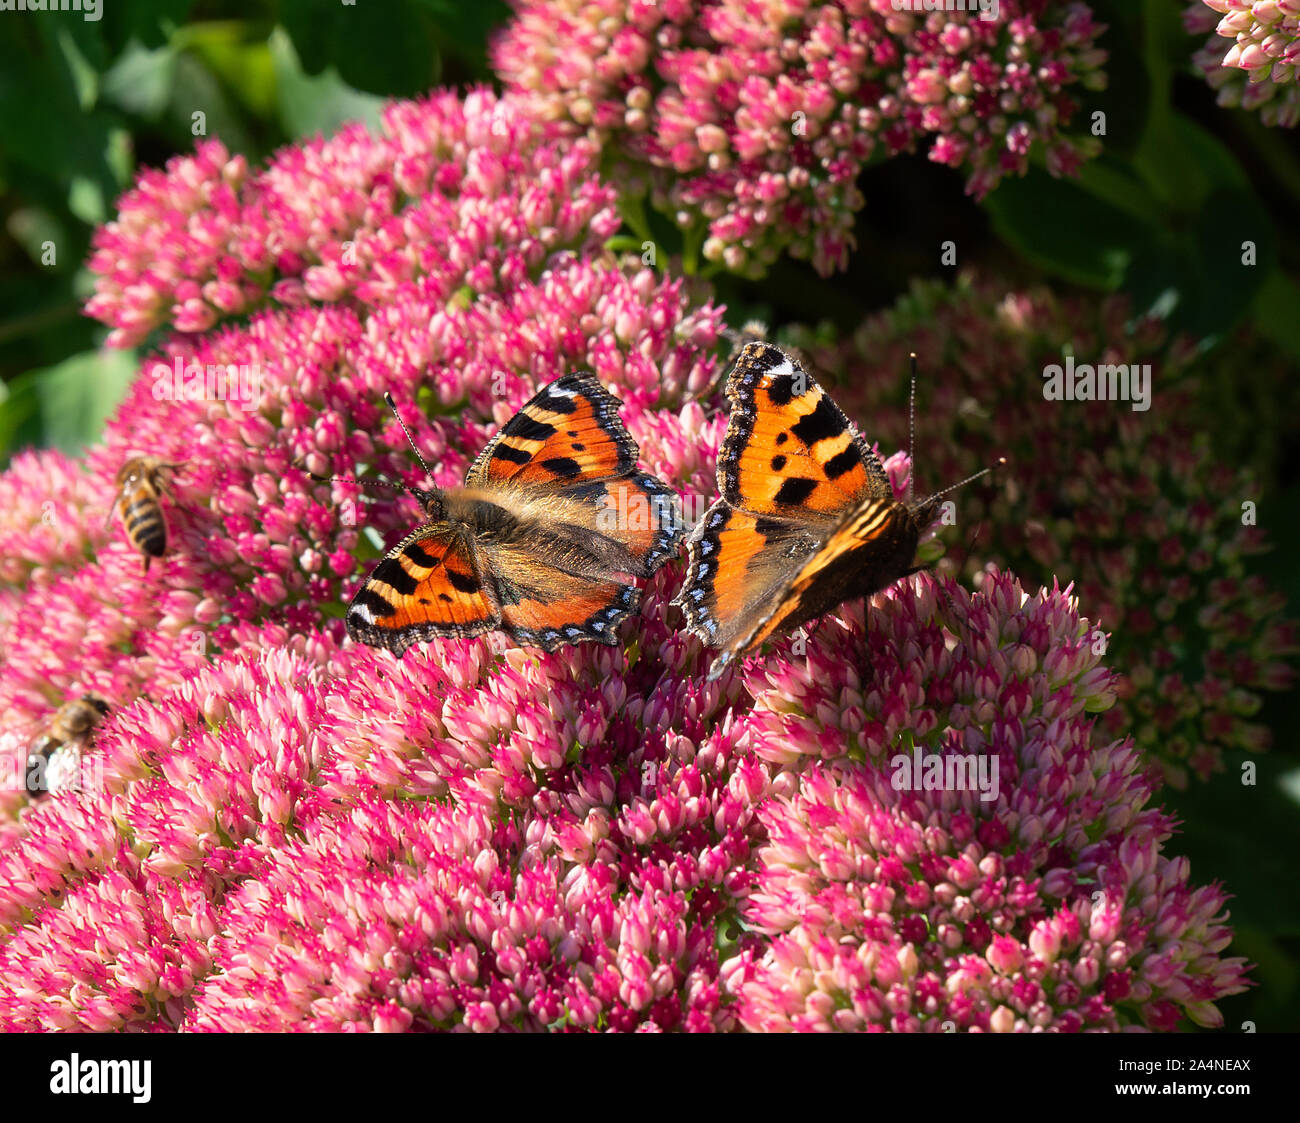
[[675, 503, 819, 655], [555, 472, 683, 577], [466, 373, 683, 577], [676, 342, 889, 645], [716, 342, 892, 520], [346, 523, 501, 657], [466, 373, 638, 489], [676, 342, 926, 672], [702, 497, 923, 680], [476, 538, 640, 651]]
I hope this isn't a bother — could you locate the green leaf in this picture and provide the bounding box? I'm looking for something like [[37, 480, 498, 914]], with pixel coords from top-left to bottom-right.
[[0, 23, 119, 198], [1161, 755, 1300, 937], [165, 49, 257, 155], [67, 173, 109, 226], [23, 349, 138, 456], [56, 23, 102, 110], [1073, 155, 1166, 228], [1134, 111, 1250, 215], [99, 0, 198, 55], [984, 168, 1154, 289], [1253, 269, 1300, 362], [1099, 174, 1274, 340], [412, 0, 511, 77], [100, 39, 178, 121], [412, 0, 510, 50], [279, 0, 440, 98], [990, 122, 1274, 339], [1072, 0, 1149, 157], [179, 21, 278, 122], [1117, 239, 1197, 327], [0, 372, 42, 464], [6, 207, 71, 270], [1136, 0, 1185, 129], [270, 28, 386, 140], [1185, 185, 1276, 336]]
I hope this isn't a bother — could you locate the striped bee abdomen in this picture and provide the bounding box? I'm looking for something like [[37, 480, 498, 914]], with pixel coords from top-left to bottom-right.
[[123, 495, 166, 556]]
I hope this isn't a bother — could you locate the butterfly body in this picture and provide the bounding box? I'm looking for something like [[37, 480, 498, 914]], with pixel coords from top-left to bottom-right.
[[751, 497, 930, 639], [346, 375, 683, 657], [675, 342, 937, 680]]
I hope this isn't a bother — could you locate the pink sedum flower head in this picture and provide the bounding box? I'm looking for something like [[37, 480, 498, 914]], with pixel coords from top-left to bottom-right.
[[2, 90, 1249, 1031], [0, 553, 1249, 1029], [1186, 1, 1300, 126], [84, 140, 250, 348], [494, 0, 1108, 276], [0, 450, 113, 637], [4, 86, 726, 751], [85, 91, 630, 347], [727, 574, 1247, 1031]]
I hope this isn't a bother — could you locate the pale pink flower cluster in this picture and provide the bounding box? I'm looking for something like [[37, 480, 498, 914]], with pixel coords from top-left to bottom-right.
[[85, 141, 251, 347], [0, 565, 1249, 1029], [725, 577, 1244, 1030], [4, 91, 725, 800], [85, 91, 623, 347], [0, 88, 1251, 1032], [0, 451, 112, 631], [494, 0, 1108, 275], [1186, 0, 1300, 126]]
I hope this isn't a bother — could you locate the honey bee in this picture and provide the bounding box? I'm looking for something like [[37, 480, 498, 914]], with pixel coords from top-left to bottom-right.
[[25, 694, 110, 798], [113, 457, 182, 574]]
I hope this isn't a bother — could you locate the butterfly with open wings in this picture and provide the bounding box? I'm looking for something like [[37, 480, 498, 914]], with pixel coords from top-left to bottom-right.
[[344, 374, 683, 657], [674, 342, 1000, 681]]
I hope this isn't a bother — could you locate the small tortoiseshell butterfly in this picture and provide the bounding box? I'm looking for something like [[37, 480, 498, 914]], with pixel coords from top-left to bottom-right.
[[674, 342, 999, 681], [345, 374, 683, 658]]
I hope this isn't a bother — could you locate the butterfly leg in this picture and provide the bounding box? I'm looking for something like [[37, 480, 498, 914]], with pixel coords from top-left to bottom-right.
[[859, 598, 876, 683]]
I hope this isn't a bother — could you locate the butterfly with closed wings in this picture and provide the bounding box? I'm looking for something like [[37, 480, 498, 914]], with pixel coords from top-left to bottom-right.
[[674, 342, 1001, 681], [342, 375, 684, 658]]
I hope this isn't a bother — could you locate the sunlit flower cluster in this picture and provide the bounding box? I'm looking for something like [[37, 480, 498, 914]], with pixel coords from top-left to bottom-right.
[[4, 89, 724, 791], [0, 565, 1249, 1029], [0, 89, 1252, 1032], [0, 451, 110, 632], [494, 0, 1108, 276], [85, 91, 623, 347], [1186, 1, 1300, 127], [728, 577, 1245, 1031]]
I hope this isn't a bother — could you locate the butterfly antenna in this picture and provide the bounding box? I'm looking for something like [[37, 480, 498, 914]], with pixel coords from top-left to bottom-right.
[[956, 519, 986, 572], [908, 352, 917, 506], [917, 457, 1008, 507], [383, 392, 436, 484], [291, 459, 408, 494]]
